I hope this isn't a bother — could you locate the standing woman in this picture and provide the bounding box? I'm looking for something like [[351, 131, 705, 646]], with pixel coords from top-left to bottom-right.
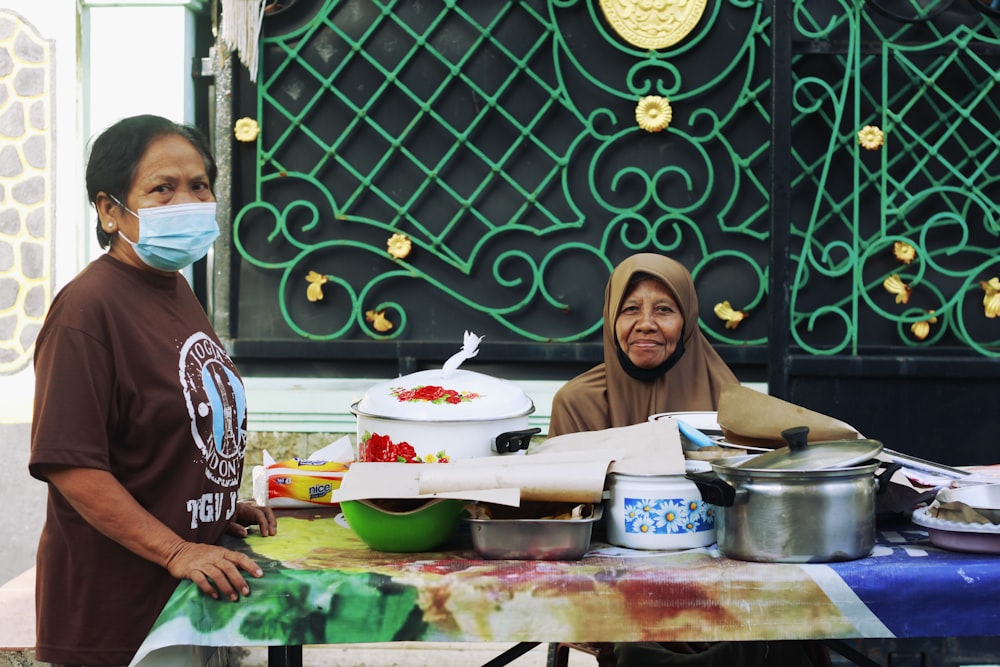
[[29, 115, 276, 666], [549, 252, 738, 437]]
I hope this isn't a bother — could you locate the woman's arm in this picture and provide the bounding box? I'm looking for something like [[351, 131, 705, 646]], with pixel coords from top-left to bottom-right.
[[44, 466, 266, 602]]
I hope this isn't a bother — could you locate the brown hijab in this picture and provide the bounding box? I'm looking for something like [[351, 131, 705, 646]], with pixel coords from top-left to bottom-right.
[[548, 253, 738, 436]]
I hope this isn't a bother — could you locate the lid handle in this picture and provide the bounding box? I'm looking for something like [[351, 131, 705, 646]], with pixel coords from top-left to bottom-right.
[[780, 426, 810, 452], [442, 330, 484, 375]]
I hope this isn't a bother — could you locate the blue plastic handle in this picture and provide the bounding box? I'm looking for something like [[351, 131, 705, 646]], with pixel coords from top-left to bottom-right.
[[676, 419, 717, 448]]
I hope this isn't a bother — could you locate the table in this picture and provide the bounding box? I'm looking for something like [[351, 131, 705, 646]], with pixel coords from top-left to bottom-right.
[[129, 509, 1000, 667]]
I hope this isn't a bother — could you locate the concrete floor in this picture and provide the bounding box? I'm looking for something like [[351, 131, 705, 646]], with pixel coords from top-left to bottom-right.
[[0, 424, 44, 588]]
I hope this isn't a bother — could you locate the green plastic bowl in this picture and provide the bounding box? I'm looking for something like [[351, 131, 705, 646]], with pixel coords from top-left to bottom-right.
[[340, 498, 465, 552]]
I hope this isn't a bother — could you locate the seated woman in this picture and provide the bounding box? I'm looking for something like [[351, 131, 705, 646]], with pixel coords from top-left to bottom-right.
[[549, 252, 737, 437], [549, 252, 828, 667]]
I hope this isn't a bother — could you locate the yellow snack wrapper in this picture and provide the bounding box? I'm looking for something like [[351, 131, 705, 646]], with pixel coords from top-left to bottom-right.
[[252, 438, 356, 508], [266, 458, 350, 507]]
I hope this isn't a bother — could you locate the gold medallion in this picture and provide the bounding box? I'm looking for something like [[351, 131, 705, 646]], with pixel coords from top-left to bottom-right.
[[599, 0, 708, 50]]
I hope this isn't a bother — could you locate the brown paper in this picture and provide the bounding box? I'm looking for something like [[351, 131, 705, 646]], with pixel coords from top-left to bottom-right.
[[929, 500, 995, 525], [717, 383, 860, 449], [332, 420, 681, 506], [417, 457, 611, 503], [331, 449, 618, 506], [529, 419, 686, 476], [331, 462, 523, 506]]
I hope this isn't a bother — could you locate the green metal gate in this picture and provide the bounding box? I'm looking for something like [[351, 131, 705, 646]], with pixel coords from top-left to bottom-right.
[[211, 0, 1000, 460]]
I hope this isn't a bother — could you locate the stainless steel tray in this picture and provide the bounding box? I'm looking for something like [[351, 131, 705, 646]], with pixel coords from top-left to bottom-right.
[[465, 505, 603, 560]]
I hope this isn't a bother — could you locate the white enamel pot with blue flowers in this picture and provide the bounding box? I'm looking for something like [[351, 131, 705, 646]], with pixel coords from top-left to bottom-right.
[[605, 460, 718, 550]]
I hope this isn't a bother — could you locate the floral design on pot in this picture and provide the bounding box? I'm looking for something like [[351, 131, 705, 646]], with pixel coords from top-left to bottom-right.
[[391, 385, 481, 405], [359, 431, 450, 463], [622, 497, 715, 535]]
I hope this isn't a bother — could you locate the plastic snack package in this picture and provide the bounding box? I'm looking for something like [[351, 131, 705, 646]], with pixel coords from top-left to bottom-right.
[[252, 436, 355, 508]]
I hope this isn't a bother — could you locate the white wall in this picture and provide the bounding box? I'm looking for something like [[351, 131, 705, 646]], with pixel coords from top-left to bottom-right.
[[82, 0, 205, 260]]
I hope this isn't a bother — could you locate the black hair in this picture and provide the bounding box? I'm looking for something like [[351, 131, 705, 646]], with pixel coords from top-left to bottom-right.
[[85, 114, 217, 249]]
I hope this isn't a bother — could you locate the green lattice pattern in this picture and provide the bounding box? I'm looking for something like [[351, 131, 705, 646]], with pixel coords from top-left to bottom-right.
[[233, 0, 771, 345], [788, 0, 1000, 356], [230, 0, 999, 356]]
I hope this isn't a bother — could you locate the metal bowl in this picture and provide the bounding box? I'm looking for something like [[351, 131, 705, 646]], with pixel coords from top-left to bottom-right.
[[466, 505, 603, 560]]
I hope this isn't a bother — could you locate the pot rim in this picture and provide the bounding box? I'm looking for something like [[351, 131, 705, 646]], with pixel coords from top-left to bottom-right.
[[710, 456, 882, 478], [610, 461, 711, 479]]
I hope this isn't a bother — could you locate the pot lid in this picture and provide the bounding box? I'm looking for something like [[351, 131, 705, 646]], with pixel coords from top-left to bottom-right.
[[353, 368, 534, 421], [351, 332, 534, 421], [733, 426, 883, 471]]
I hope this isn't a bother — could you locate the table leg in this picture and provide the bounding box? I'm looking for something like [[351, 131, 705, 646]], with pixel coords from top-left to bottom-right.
[[480, 641, 542, 667], [823, 639, 885, 667], [267, 644, 303, 667]]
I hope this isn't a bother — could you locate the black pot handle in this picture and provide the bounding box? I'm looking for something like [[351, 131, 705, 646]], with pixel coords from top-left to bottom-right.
[[685, 470, 737, 507], [874, 460, 903, 494], [493, 427, 542, 453]]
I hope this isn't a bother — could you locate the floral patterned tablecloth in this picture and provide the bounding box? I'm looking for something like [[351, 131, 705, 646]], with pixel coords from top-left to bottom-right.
[[129, 509, 1000, 666]]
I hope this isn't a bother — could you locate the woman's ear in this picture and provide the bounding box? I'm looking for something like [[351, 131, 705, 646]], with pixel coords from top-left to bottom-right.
[[94, 192, 118, 230]]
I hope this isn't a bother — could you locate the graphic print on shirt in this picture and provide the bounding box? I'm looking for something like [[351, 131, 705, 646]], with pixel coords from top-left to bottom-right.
[[179, 331, 248, 490]]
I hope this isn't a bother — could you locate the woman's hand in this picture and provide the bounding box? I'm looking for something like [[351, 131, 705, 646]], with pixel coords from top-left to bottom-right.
[[164, 541, 264, 602], [227, 500, 278, 538], [42, 466, 270, 602]]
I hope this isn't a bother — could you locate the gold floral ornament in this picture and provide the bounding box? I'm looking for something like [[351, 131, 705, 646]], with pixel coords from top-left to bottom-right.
[[981, 277, 1000, 319], [883, 274, 911, 304], [893, 241, 917, 264], [234, 117, 260, 143], [599, 0, 708, 50], [635, 95, 673, 133], [386, 233, 412, 259], [713, 301, 748, 330], [305, 271, 327, 302], [911, 311, 937, 341], [858, 125, 884, 151], [366, 309, 393, 332]]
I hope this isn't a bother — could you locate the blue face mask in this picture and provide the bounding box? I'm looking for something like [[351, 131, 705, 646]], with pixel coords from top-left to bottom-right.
[[112, 198, 220, 272]]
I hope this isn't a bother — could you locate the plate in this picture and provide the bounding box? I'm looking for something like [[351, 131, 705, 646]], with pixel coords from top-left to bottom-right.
[[910, 505, 1000, 554], [936, 483, 1000, 523], [649, 411, 722, 435]]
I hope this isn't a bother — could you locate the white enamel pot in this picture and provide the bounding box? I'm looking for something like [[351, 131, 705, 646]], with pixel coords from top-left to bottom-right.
[[351, 368, 538, 462], [605, 461, 717, 550]]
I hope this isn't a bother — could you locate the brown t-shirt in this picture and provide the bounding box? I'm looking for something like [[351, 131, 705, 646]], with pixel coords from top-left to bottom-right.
[[29, 255, 248, 666]]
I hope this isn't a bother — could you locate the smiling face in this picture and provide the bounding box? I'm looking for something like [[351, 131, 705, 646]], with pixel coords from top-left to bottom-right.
[[614, 277, 685, 369]]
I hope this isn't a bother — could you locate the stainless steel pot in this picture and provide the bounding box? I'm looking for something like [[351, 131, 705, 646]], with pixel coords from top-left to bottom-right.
[[687, 426, 899, 563]]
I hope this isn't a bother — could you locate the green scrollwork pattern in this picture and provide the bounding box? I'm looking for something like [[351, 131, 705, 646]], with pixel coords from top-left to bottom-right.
[[230, 0, 998, 356]]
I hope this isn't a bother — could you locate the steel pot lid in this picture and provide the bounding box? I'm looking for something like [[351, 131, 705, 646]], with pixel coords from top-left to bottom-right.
[[731, 426, 882, 471], [353, 368, 534, 422]]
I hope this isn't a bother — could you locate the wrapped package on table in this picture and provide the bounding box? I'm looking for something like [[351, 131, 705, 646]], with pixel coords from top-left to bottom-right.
[[252, 437, 354, 508]]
